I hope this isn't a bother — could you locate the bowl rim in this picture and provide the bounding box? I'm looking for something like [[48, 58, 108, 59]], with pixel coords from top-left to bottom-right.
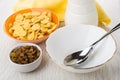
[[9, 43, 43, 66], [46, 24, 117, 71], [4, 8, 59, 43]]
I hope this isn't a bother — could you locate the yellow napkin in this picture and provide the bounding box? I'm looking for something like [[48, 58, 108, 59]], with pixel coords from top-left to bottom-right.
[[14, 0, 111, 26], [95, 2, 111, 26]]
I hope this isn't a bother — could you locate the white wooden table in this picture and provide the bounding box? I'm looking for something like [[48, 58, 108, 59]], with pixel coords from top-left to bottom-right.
[[0, 0, 120, 80]]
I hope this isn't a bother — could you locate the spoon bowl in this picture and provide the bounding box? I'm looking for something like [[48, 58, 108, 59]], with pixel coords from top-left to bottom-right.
[[64, 46, 93, 66]]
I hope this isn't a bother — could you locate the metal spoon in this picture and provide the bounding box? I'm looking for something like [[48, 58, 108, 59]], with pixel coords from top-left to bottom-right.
[[64, 23, 120, 66]]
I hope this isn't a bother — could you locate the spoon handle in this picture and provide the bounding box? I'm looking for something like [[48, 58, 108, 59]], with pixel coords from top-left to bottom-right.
[[92, 23, 120, 46]]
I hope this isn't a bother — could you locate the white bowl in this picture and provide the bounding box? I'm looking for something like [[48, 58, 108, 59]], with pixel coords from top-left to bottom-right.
[[9, 43, 42, 72], [46, 25, 117, 73]]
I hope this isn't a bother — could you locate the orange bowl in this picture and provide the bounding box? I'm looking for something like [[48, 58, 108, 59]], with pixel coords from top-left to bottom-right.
[[4, 8, 59, 43]]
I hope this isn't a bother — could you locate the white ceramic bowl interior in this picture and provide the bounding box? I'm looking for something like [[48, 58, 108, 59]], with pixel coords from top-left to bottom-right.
[[46, 25, 116, 73], [9, 43, 42, 72]]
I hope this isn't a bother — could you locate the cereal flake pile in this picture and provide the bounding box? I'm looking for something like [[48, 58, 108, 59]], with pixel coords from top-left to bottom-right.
[[9, 11, 57, 40]]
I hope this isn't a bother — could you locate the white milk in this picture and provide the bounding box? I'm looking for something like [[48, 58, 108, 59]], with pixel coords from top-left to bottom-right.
[[65, 0, 98, 26]]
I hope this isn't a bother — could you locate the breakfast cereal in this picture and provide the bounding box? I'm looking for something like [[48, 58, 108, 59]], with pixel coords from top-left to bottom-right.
[[9, 11, 57, 40]]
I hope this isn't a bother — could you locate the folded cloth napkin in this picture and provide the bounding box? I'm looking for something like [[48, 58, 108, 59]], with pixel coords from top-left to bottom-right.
[[14, 0, 111, 26]]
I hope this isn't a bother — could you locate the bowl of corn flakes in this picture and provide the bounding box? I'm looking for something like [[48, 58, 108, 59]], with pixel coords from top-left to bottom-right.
[[4, 8, 59, 43]]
